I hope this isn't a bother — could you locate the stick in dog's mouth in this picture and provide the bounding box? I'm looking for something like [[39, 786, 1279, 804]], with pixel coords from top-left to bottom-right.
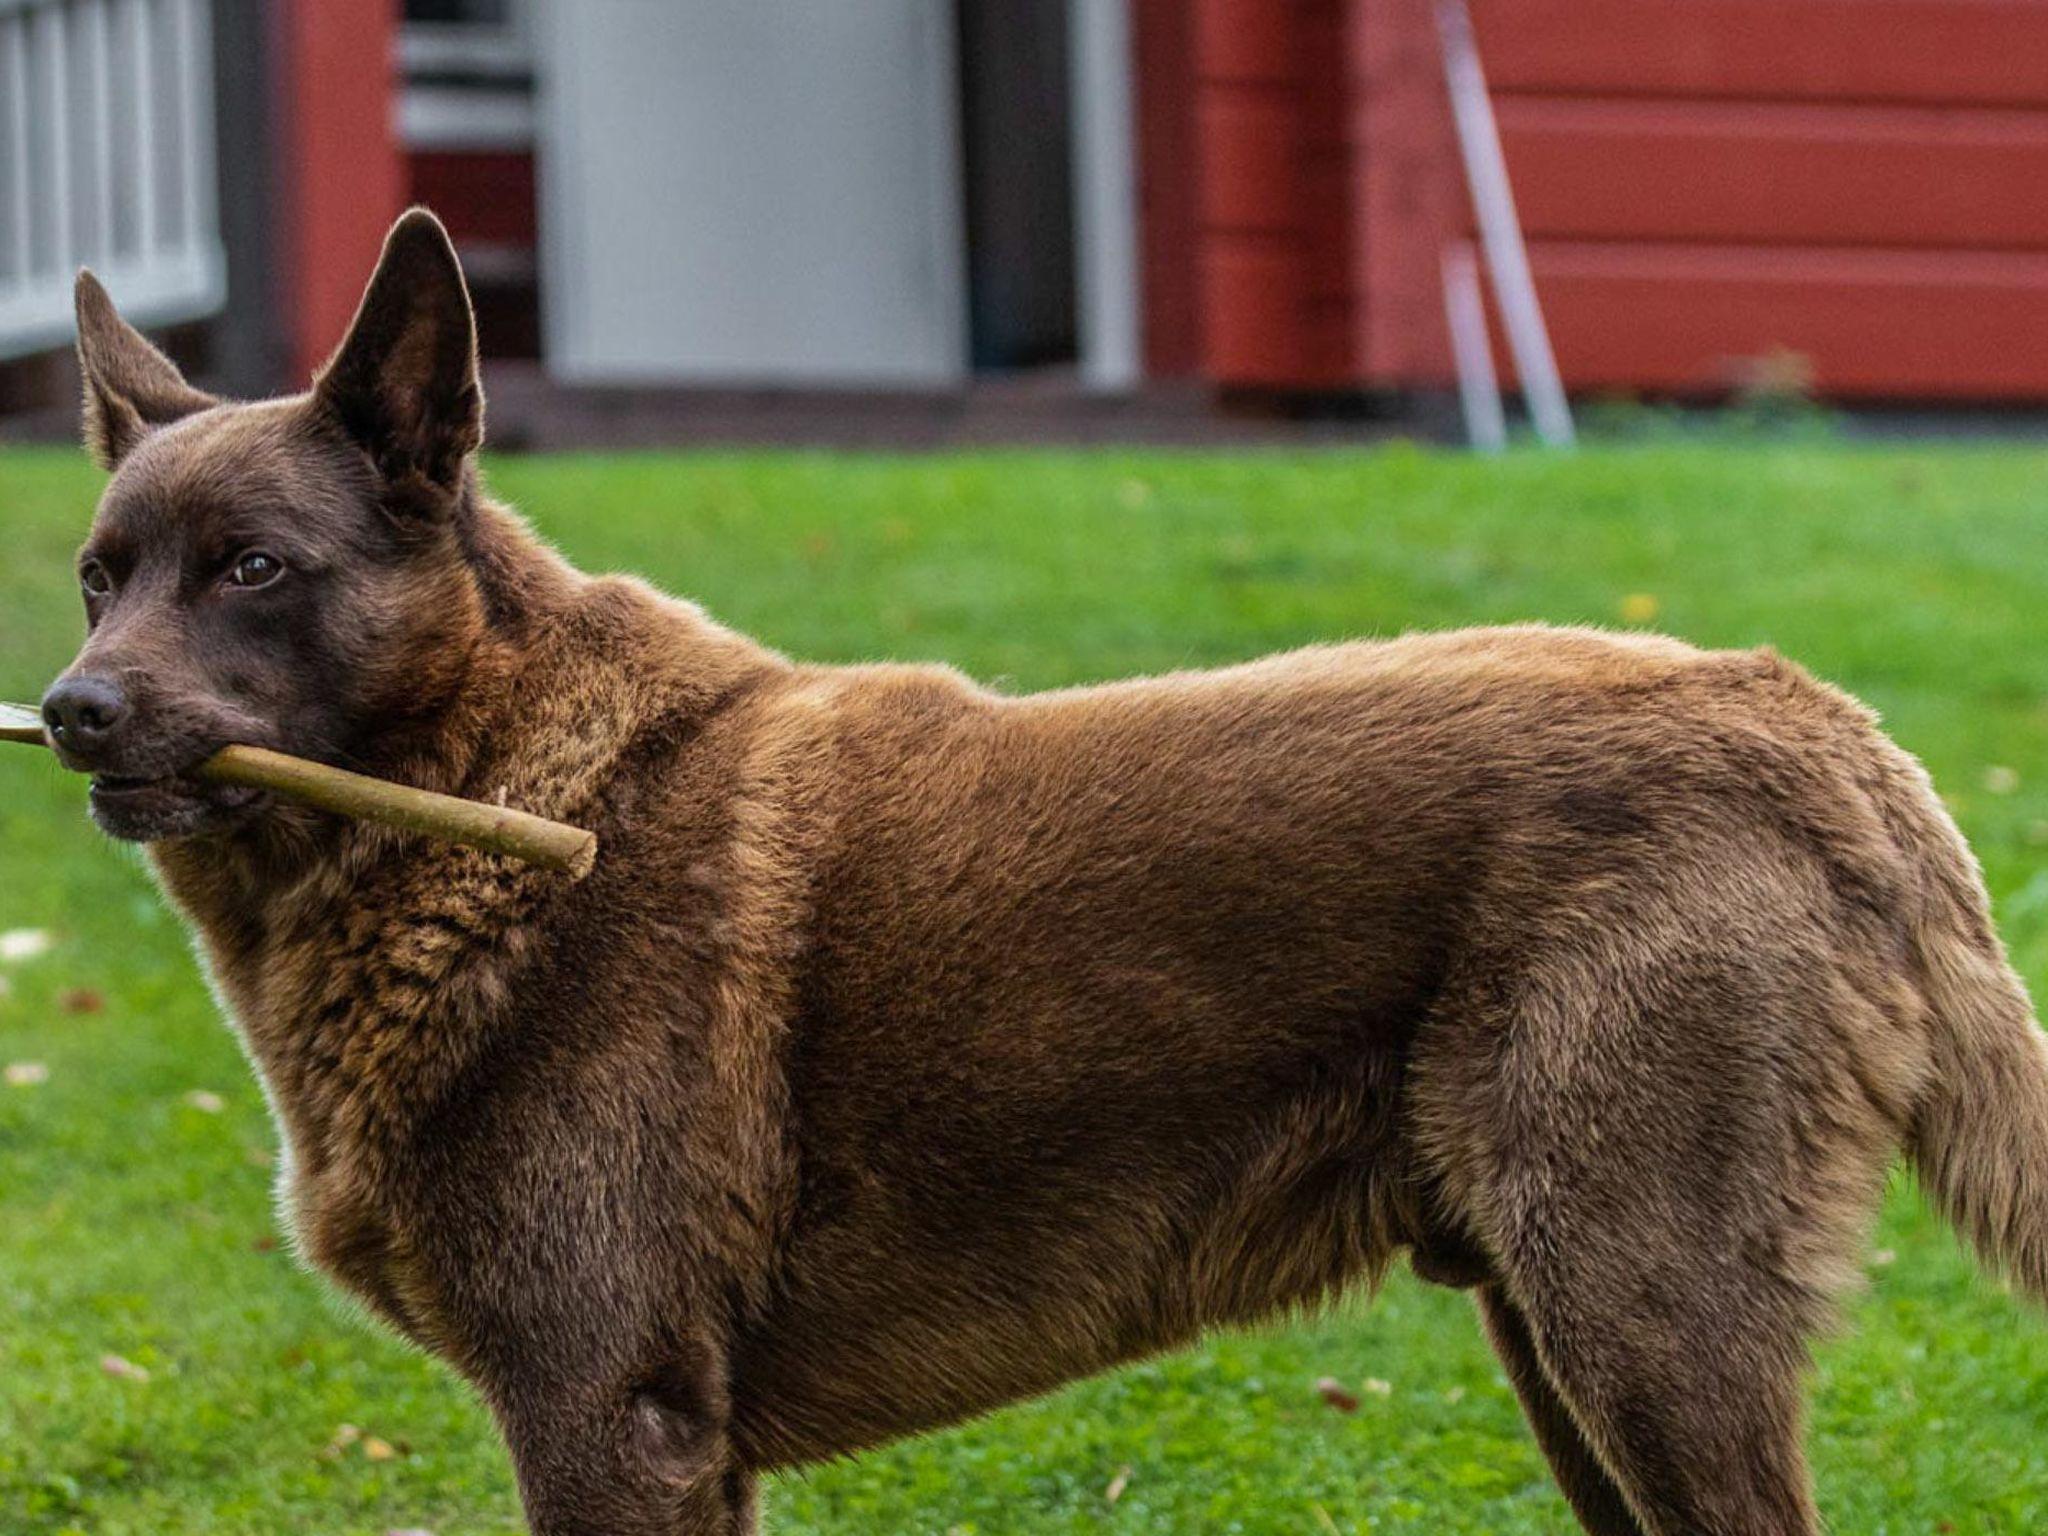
[[0, 701, 597, 878]]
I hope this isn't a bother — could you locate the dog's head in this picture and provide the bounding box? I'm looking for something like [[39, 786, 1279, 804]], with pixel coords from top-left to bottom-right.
[[42, 209, 491, 842]]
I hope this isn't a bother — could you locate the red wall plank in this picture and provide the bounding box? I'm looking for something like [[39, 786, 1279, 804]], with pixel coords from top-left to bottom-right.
[[1529, 242, 2048, 398], [1298, 0, 1358, 329], [1187, 0, 1361, 385], [1294, 0, 1359, 383], [277, 0, 405, 384], [1472, 0, 2048, 109], [1199, 91, 1301, 233], [1194, 0, 1296, 82], [407, 151, 537, 249], [1499, 98, 2048, 250], [1134, 0, 1206, 376], [1351, 0, 1460, 386], [1203, 242, 1309, 383]]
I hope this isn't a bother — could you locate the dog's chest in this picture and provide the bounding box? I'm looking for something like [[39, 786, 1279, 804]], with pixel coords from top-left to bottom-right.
[[202, 855, 551, 1331], [290, 1160, 455, 1349]]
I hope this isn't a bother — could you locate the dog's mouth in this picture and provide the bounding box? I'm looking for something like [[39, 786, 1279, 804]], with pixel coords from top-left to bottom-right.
[[89, 770, 266, 842], [91, 773, 167, 795]]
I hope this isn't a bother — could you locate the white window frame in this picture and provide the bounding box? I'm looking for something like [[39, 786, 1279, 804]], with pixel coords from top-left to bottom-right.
[[398, 0, 535, 152]]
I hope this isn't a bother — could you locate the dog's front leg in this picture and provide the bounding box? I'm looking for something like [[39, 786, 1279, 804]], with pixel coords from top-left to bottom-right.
[[488, 1374, 758, 1536]]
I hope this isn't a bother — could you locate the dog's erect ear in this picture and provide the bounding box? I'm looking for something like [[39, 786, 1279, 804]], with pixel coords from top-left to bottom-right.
[[74, 271, 218, 471], [312, 208, 483, 510]]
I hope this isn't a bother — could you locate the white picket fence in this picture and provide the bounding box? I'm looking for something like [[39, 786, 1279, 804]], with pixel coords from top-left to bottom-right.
[[0, 0, 223, 359]]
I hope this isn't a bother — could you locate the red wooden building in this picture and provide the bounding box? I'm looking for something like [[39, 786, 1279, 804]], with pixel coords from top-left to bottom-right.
[[9, 0, 2048, 410], [1142, 0, 2048, 401]]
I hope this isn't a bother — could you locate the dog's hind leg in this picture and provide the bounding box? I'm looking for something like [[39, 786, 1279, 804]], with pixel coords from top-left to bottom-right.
[[1491, 1229, 1819, 1536], [1475, 1284, 1646, 1536], [1417, 938, 1904, 1536]]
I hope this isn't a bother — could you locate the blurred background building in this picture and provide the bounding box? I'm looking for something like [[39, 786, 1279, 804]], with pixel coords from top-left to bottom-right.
[[5, 0, 2048, 442]]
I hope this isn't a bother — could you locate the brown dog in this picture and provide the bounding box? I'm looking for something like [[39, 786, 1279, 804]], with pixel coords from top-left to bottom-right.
[[44, 209, 2048, 1536]]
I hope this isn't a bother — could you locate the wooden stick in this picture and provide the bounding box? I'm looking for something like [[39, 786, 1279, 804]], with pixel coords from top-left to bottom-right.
[[0, 704, 45, 747], [0, 702, 597, 879]]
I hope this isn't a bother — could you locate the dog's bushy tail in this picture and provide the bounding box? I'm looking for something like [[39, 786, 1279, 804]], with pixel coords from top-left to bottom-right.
[[1895, 778, 2048, 1309]]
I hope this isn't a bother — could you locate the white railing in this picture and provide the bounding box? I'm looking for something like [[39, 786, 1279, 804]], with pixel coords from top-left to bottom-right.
[[0, 0, 224, 359]]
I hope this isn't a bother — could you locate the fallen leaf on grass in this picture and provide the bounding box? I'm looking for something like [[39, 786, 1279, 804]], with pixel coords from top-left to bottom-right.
[[57, 988, 103, 1015], [1315, 1376, 1360, 1413], [386, 1529, 437, 1536], [1618, 593, 1660, 625], [101, 1354, 149, 1382], [1104, 1465, 1131, 1504], [1870, 1248, 1897, 1267], [317, 1424, 407, 1464], [0, 929, 54, 963], [5, 1062, 49, 1087], [251, 1234, 279, 1253], [1361, 1377, 1392, 1398], [183, 1089, 225, 1113]]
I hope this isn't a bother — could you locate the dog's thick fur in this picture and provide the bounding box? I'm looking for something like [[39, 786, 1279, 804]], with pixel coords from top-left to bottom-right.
[[50, 211, 2048, 1535]]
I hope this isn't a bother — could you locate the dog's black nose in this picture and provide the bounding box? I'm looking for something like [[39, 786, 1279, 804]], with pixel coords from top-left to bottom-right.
[[41, 675, 129, 759]]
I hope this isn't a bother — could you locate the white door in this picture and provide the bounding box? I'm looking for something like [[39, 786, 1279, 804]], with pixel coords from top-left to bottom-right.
[[539, 0, 967, 385]]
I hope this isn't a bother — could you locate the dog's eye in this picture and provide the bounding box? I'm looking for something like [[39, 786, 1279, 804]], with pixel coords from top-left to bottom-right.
[[79, 560, 112, 598], [227, 551, 285, 590]]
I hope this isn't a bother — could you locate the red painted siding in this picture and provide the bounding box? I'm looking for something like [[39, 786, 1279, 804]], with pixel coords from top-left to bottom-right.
[[275, 0, 405, 384], [1186, 0, 1357, 385], [1473, 1, 2048, 109], [1532, 244, 2048, 399], [1133, 0, 1205, 376], [1149, 0, 2048, 400], [1350, 0, 1458, 387], [407, 152, 538, 249], [1472, 0, 2048, 398], [1497, 99, 2048, 251]]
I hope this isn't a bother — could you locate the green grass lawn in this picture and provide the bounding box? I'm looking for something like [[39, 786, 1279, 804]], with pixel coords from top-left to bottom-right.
[[2, 441, 2046, 1534]]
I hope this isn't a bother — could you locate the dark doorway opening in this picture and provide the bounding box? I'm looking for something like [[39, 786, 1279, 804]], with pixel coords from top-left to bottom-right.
[[955, 0, 1079, 371]]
